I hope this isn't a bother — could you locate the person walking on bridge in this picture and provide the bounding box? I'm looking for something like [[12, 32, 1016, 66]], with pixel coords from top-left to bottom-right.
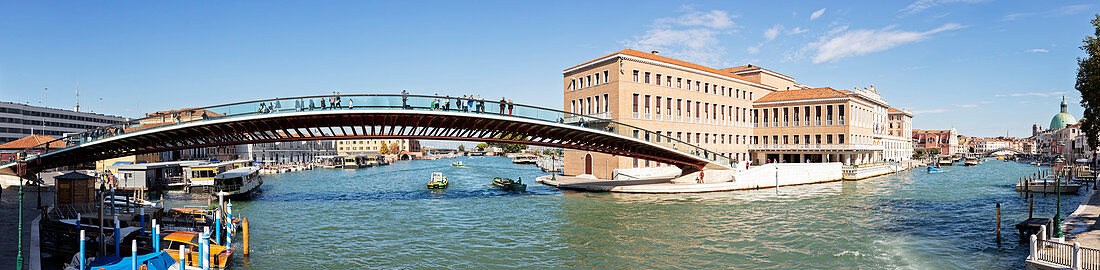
[[499, 97, 506, 115], [477, 95, 485, 113], [466, 95, 473, 112], [508, 99, 514, 116], [402, 90, 409, 109]]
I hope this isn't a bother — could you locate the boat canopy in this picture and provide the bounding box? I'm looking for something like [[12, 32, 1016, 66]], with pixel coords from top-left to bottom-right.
[[85, 251, 177, 270], [214, 167, 260, 179]]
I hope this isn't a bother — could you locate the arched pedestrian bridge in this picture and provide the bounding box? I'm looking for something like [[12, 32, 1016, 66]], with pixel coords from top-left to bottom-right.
[[981, 148, 1026, 156], [0, 94, 734, 176]]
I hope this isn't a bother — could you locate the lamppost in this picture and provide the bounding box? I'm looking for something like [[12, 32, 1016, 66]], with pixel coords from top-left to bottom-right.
[[1054, 140, 1066, 241]]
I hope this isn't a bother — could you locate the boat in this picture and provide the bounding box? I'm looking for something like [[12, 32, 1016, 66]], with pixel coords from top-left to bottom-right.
[[212, 166, 263, 199], [964, 157, 979, 166], [492, 177, 526, 191], [104, 195, 160, 208], [451, 161, 464, 167], [343, 156, 360, 169], [65, 251, 181, 270], [1016, 178, 1082, 194], [937, 156, 954, 166], [927, 166, 943, 173], [511, 154, 538, 165], [428, 172, 448, 189], [162, 230, 234, 269]]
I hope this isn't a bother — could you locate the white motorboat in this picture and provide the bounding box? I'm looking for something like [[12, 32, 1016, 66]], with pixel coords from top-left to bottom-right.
[[212, 166, 263, 199]]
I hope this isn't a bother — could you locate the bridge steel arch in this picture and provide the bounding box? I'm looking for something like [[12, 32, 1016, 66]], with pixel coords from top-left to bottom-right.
[[1, 94, 735, 176]]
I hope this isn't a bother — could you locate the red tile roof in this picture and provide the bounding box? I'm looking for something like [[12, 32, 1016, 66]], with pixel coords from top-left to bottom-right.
[[565, 49, 775, 89], [0, 135, 66, 150], [754, 87, 848, 103], [720, 65, 794, 80]]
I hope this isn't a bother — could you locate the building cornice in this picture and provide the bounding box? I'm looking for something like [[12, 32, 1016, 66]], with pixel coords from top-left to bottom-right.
[[563, 53, 779, 91]]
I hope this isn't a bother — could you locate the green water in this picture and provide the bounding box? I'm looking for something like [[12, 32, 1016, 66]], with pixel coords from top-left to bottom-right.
[[197, 158, 1083, 269]]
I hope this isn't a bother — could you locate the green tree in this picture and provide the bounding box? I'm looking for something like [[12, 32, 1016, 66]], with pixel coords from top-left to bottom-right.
[[379, 142, 390, 155], [1079, 14, 1100, 149], [457, 144, 466, 152], [476, 143, 488, 150]]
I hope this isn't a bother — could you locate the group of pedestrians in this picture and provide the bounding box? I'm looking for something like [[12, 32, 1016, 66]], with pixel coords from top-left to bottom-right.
[[497, 97, 515, 116], [426, 94, 504, 114]]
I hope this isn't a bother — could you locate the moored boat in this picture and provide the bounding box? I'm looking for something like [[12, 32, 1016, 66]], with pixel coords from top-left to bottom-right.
[[451, 161, 464, 167], [163, 230, 234, 269], [938, 155, 954, 166], [212, 166, 263, 199], [927, 166, 943, 173], [492, 177, 526, 191], [428, 172, 448, 189], [964, 157, 979, 166]]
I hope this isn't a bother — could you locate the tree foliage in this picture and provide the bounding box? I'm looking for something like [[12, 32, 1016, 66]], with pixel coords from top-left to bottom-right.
[[379, 142, 390, 155], [457, 144, 465, 152], [1079, 14, 1100, 149]]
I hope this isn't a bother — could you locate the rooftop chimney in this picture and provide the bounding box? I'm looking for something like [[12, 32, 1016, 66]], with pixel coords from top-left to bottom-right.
[[651, 50, 659, 55]]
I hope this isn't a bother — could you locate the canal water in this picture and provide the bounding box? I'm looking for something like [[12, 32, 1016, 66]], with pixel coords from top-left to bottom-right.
[[186, 157, 1084, 269]]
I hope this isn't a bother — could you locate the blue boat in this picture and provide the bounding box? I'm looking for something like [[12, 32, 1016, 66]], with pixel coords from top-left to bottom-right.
[[79, 251, 179, 270], [927, 166, 943, 173]]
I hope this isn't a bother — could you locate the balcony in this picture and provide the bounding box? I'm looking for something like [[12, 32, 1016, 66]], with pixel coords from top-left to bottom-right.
[[748, 143, 886, 151]]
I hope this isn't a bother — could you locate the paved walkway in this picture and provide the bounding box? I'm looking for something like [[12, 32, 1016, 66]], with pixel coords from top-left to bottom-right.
[[1063, 186, 1100, 247], [1, 176, 54, 269]]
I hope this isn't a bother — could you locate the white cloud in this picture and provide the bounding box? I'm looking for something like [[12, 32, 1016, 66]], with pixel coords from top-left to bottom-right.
[[913, 108, 952, 114], [979, 101, 994, 104], [900, 0, 987, 16], [810, 8, 826, 20], [747, 43, 763, 54], [955, 104, 979, 108], [788, 27, 809, 35], [626, 8, 738, 67], [805, 23, 965, 63], [1004, 4, 1095, 21], [994, 91, 1065, 97], [764, 24, 782, 41], [1028, 49, 1049, 53], [656, 9, 737, 29]]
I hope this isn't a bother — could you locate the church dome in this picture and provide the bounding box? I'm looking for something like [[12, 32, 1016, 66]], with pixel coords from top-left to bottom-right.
[[1049, 98, 1077, 130]]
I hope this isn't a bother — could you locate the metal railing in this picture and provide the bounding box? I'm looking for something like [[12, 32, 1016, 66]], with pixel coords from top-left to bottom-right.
[[4, 94, 737, 169]]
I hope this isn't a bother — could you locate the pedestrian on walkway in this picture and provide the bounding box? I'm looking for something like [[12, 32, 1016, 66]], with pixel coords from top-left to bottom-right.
[[508, 99, 514, 116], [402, 90, 409, 109], [466, 95, 474, 112], [499, 97, 506, 115], [697, 171, 704, 183], [443, 96, 451, 111], [477, 95, 485, 113]]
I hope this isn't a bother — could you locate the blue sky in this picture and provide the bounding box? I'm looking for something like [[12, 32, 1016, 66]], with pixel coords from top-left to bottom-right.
[[0, 0, 1097, 138]]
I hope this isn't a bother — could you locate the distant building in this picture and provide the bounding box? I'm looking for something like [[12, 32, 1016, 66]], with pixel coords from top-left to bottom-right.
[[236, 141, 336, 163], [0, 100, 126, 143], [912, 129, 958, 155], [336, 139, 420, 156]]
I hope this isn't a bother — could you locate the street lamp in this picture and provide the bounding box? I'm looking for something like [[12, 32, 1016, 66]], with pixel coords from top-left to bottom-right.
[[1054, 140, 1066, 241]]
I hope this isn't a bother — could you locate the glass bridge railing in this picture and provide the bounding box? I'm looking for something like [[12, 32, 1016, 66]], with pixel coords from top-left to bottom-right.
[[1, 94, 736, 169]]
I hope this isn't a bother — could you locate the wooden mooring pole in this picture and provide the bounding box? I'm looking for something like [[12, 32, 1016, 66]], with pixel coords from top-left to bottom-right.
[[996, 203, 1002, 242], [1029, 194, 1034, 219]]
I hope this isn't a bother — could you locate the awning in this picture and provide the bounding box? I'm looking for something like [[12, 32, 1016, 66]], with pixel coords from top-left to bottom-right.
[[111, 161, 133, 166], [1076, 158, 1091, 163]]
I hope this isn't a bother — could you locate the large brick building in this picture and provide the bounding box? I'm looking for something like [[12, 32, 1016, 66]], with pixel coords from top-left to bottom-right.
[[562, 49, 914, 179]]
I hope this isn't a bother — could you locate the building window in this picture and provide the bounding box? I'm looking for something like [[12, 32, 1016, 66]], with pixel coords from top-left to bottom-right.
[[656, 74, 662, 86], [666, 76, 671, 87], [826, 134, 833, 144], [632, 94, 639, 114], [633, 70, 639, 82], [704, 83, 710, 94], [570, 79, 576, 91], [838, 134, 845, 144], [603, 70, 609, 83], [594, 73, 601, 85], [793, 135, 799, 144], [677, 78, 682, 88], [644, 72, 651, 84], [604, 94, 609, 112]]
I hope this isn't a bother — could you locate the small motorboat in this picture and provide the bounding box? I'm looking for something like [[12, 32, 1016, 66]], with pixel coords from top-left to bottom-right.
[[428, 172, 449, 189], [492, 177, 526, 191], [964, 157, 979, 166], [451, 161, 464, 167], [927, 166, 943, 173]]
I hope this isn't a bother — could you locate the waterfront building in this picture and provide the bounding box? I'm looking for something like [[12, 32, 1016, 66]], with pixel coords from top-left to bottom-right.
[[912, 129, 959, 155], [561, 49, 914, 179], [0, 100, 126, 143], [886, 108, 915, 161], [1031, 98, 1088, 161], [336, 139, 421, 156], [236, 140, 337, 163]]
